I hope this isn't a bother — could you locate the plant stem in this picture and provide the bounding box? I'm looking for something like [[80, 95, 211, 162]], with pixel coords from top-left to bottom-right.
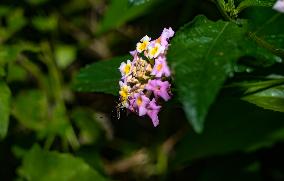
[[39, 42, 62, 101], [44, 135, 55, 150], [39, 41, 79, 150], [216, 0, 233, 21], [18, 55, 47, 91], [248, 32, 284, 58]]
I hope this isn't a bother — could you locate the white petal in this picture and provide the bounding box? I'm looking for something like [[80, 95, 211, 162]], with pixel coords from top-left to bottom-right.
[[126, 59, 132, 65], [141, 35, 151, 42], [273, 0, 284, 13], [119, 81, 124, 87], [119, 62, 126, 75]]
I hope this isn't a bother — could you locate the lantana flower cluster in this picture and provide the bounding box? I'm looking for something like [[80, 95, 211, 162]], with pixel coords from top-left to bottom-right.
[[118, 28, 174, 127]]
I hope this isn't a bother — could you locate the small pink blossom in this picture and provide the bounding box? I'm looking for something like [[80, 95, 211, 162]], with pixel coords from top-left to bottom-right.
[[133, 93, 150, 116], [161, 27, 175, 47], [130, 50, 137, 57], [147, 99, 161, 127], [147, 41, 165, 59], [145, 79, 171, 101], [128, 96, 136, 112], [151, 56, 171, 77]]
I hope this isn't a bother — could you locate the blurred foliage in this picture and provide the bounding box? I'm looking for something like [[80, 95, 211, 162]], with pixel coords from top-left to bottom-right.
[[0, 80, 11, 139], [18, 145, 107, 181], [0, 0, 284, 181]]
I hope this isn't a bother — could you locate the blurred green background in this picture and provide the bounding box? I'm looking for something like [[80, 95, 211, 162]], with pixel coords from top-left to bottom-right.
[[1, 0, 284, 180]]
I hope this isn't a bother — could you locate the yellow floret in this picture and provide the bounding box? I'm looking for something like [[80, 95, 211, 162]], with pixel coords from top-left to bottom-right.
[[136, 36, 150, 53], [136, 41, 149, 53], [136, 96, 142, 106], [156, 63, 163, 72], [123, 63, 131, 75], [149, 46, 159, 57], [119, 86, 129, 100]]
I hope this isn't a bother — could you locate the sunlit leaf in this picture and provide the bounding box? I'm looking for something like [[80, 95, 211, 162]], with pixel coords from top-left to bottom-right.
[[32, 14, 58, 32], [227, 77, 284, 94], [237, 0, 275, 12], [129, 0, 151, 6], [55, 45, 77, 69], [243, 85, 284, 112]]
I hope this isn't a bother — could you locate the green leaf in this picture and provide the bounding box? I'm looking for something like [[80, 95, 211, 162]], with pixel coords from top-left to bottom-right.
[[244, 7, 284, 57], [0, 43, 40, 64], [237, 0, 275, 12], [49, 102, 79, 149], [55, 45, 77, 69], [0, 81, 11, 139], [97, 0, 156, 34], [0, 6, 11, 17], [227, 77, 284, 94], [243, 85, 284, 112], [18, 145, 107, 181], [7, 8, 27, 31], [168, 15, 277, 133], [0, 67, 5, 77], [73, 55, 129, 95], [128, 0, 151, 6], [174, 97, 284, 166], [7, 64, 28, 82], [75, 147, 105, 174], [26, 0, 49, 5], [32, 14, 58, 32], [12, 90, 73, 140], [12, 90, 48, 132], [169, 15, 240, 132], [0, 8, 26, 42], [5, 8, 27, 38]]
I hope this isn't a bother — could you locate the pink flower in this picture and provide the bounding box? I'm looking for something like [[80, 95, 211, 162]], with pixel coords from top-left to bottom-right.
[[273, 0, 284, 13], [128, 96, 136, 112], [151, 56, 171, 77], [118, 27, 174, 127], [147, 99, 161, 127], [119, 60, 132, 76], [133, 93, 150, 116], [161, 27, 175, 47], [130, 50, 137, 57], [145, 79, 171, 101], [130, 50, 139, 64], [147, 41, 165, 59]]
